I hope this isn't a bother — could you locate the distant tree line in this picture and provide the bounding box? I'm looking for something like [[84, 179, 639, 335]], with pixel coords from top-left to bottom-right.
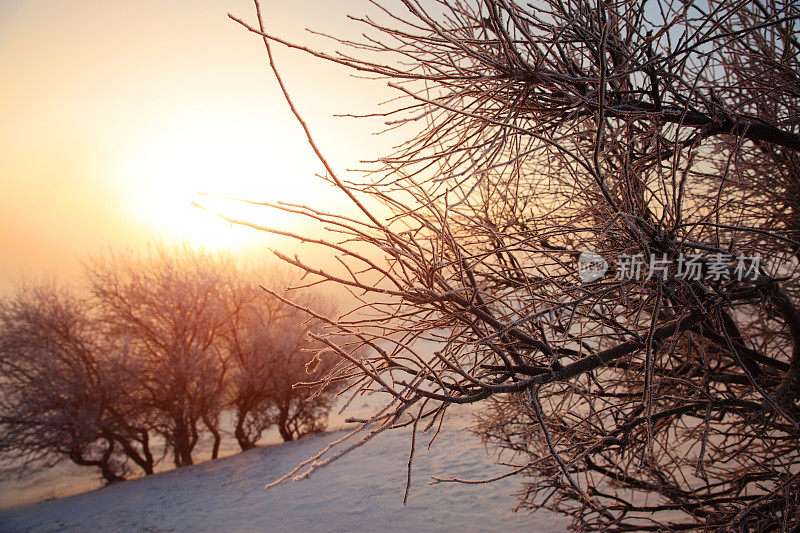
[[0, 246, 339, 484]]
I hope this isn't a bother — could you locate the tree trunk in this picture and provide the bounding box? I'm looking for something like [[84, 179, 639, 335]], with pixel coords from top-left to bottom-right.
[[277, 405, 294, 442], [203, 414, 221, 460], [234, 411, 256, 451], [140, 430, 154, 475], [69, 440, 124, 484], [173, 419, 194, 467], [109, 428, 154, 475]]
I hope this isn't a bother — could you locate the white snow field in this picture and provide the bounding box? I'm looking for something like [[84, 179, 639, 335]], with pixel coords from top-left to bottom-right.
[[0, 405, 567, 532]]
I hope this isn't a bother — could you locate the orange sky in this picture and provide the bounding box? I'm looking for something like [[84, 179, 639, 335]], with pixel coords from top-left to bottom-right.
[[0, 0, 398, 292]]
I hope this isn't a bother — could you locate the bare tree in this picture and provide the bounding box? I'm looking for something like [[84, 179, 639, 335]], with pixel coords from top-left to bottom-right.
[[226, 269, 339, 448], [225, 286, 276, 450], [0, 284, 153, 483], [229, 0, 800, 529], [86, 246, 231, 467], [265, 305, 339, 443]]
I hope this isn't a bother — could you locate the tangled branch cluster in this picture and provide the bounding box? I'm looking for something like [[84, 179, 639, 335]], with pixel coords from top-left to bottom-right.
[[232, 0, 800, 529]]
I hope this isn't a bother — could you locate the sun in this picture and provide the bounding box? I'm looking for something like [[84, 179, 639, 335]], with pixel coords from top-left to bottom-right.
[[118, 116, 318, 251]]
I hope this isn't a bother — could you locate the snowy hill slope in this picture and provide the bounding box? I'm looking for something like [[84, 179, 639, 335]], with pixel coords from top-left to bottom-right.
[[0, 417, 566, 532]]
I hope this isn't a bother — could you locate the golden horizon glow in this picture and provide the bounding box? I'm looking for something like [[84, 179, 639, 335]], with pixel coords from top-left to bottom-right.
[[0, 0, 394, 290], [117, 114, 322, 251]]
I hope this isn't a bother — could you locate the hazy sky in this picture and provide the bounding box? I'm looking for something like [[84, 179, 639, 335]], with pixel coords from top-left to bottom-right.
[[0, 0, 399, 291]]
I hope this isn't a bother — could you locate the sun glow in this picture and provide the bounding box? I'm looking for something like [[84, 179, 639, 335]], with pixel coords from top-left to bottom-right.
[[118, 116, 319, 251]]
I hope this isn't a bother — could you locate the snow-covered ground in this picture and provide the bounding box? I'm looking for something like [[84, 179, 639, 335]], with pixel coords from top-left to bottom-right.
[[0, 404, 567, 532]]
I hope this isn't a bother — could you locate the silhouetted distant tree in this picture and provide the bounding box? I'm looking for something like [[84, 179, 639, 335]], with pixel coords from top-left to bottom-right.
[[0, 284, 153, 483], [86, 246, 230, 467], [226, 269, 339, 448]]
